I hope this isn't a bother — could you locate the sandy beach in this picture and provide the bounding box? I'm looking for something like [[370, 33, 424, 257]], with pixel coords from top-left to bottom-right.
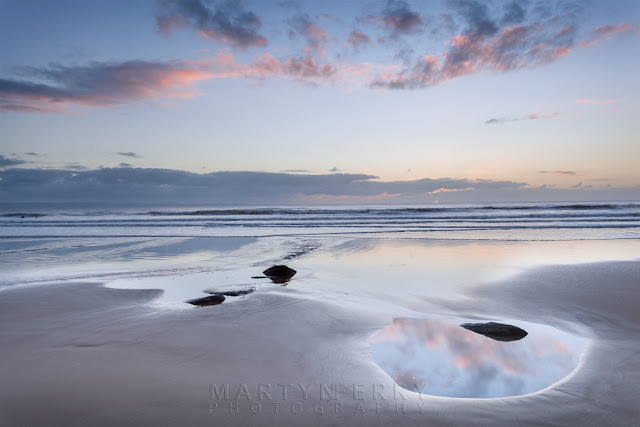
[[1, 236, 639, 426], [3, 0, 639, 422]]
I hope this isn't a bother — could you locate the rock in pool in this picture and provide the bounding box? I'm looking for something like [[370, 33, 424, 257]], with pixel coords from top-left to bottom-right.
[[262, 265, 296, 281], [460, 322, 528, 342], [186, 295, 225, 307]]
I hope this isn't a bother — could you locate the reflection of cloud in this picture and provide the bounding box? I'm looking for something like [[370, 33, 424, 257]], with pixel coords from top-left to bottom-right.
[[553, 342, 569, 354], [393, 372, 424, 391], [367, 318, 409, 343], [368, 317, 583, 398]]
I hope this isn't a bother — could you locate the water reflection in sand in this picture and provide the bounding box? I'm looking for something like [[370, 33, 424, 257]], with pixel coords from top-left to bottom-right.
[[369, 317, 587, 398]]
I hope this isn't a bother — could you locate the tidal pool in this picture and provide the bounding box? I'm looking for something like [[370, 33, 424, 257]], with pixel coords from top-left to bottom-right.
[[368, 317, 587, 398]]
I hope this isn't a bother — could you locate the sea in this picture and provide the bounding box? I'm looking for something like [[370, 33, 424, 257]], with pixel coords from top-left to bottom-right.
[[1, 200, 640, 292], [2, 201, 640, 240]]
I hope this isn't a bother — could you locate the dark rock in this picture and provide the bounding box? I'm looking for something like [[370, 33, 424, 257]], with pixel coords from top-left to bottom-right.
[[186, 295, 225, 307], [251, 276, 267, 279], [460, 322, 528, 342], [263, 265, 296, 279]]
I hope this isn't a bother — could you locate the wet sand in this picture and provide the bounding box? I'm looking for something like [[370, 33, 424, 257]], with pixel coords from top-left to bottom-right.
[[1, 252, 639, 425]]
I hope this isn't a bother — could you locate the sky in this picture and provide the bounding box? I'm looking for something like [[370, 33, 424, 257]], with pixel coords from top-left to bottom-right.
[[1, 0, 639, 205]]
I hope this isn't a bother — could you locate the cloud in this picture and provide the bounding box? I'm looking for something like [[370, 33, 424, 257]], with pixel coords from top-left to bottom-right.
[[2, 167, 637, 204], [370, 0, 639, 89], [287, 14, 329, 55], [205, 51, 338, 85], [346, 30, 372, 52], [359, 0, 424, 61], [0, 167, 527, 204], [24, 152, 41, 156], [0, 155, 26, 168], [3, 1, 637, 113], [117, 152, 143, 159], [500, 1, 526, 26], [0, 60, 213, 113], [64, 164, 89, 171], [156, 0, 267, 49], [580, 23, 640, 48], [248, 53, 337, 82], [576, 98, 622, 105], [1, 50, 348, 113], [538, 171, 578, 176], [448, 0, 498, 38], [485, 111, 559, 124], [118, 163, 133, 168], [379, 0, 424, 35]]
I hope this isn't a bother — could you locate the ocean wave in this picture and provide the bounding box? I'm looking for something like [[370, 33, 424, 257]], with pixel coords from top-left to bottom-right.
[[2, 202, 639, 241], [1, 213, 45, 218], [145, 203, 640, 217]]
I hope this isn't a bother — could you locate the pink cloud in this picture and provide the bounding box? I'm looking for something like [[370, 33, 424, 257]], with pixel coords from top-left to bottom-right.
[[538, 171, 581, 176], [346, 30, 371, 51], [371, 21, 640, 90], [200, 51, 382, 88], [5, 6, 638, 114], [379, 0, 423, 34], [580, 23, 640, 48], [0, 61, 213, 113], [206, 52, 337, 83], [156, 0, 267, 49], [288, 14, 330, 57], [576, 98, 622, 105], [524, 111, 559, 120], [1, 50, 351, 113]]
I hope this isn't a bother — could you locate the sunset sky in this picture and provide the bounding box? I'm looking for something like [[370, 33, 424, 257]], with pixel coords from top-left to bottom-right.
[[1, 0, 639, 205]]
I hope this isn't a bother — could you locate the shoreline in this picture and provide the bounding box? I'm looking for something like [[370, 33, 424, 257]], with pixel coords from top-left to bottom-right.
[[1, 256, 639, 425]]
